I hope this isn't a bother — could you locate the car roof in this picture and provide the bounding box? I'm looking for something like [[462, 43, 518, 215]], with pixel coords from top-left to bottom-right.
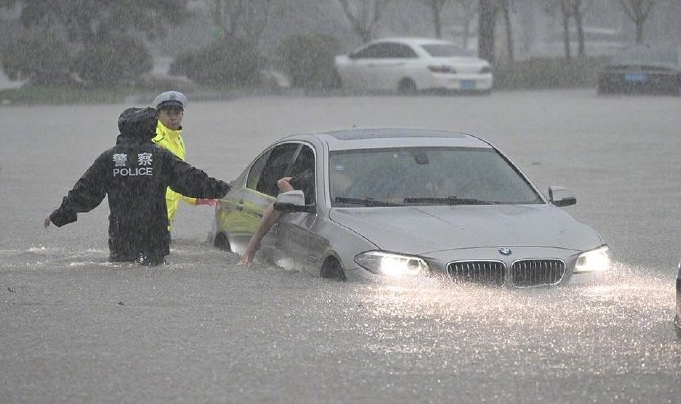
[[369, 37, 456, 47], [281, 128, 493, 152], [610, 43, 681, 67]]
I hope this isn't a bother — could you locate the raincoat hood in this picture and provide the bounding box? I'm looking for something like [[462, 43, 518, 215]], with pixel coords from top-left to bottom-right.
[[117, 107, 158, 140]]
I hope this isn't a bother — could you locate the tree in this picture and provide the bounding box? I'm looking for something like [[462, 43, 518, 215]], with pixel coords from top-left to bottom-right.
[[478, 0, 499, 62], [1, 28, 73, 85], [617, 0, 655, 44], [453, 0, 477, 49], [558, 0, 573, 59], [207, 0, 275, 45], [499, 0, 514, 61], [277, 34, 342, 89], [412, 0, 454, 38], [568, 0, 589, 58], [477, 0, 516, 63], [0, 0, 188, 86], [336, 0, 393, 42], [2, 0, 188, 45], [542, 0, 592, 59], [74, 35, 153, 87], [170, 37, 261, 87]]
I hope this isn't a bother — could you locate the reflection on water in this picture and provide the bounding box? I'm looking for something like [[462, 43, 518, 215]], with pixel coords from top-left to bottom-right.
[[336, 260, 680, 375], [2, 242, 680, 402]]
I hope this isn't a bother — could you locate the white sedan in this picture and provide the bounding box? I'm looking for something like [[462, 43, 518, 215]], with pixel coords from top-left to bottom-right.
[[334, 37, 493, 94]]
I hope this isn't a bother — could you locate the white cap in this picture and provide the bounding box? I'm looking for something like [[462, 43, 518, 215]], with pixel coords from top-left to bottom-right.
[[153, 91, 187, 110]]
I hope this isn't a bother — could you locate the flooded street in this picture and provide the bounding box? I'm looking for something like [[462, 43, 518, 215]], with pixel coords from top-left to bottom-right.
[[1, 90, 680, 403]]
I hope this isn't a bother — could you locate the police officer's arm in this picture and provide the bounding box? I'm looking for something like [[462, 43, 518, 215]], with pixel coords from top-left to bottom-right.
[[164, 152, 231, 199], [46, 153, 109, 227]]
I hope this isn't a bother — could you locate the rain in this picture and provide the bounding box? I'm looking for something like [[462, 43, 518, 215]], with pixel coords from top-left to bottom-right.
[[1, 1, 681, 404]]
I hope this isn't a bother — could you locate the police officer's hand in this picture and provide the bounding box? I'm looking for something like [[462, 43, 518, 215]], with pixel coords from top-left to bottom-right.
[[44, 217, 51, 228], [196, 198, 218, 206]]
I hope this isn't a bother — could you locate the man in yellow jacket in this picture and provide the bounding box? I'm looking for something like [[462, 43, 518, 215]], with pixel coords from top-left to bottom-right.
[[152, 91, 216, 229]]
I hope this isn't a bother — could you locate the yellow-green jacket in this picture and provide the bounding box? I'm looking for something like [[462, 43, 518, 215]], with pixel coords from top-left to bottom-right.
[[152, 121, 198, 226]]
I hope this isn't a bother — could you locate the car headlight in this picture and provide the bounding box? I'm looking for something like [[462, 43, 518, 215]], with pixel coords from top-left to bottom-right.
[[574, 245, 610, 273], [355, 251, 429, 277]]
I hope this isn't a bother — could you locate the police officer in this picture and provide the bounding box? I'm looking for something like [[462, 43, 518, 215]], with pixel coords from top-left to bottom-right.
[[44, 107, 231, 265], [151, 91, 214, 230]]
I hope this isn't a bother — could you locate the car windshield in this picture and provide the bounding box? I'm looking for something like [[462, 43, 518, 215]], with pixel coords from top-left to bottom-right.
[[421, 44, 474, 57], [329, 147, 543, 207]]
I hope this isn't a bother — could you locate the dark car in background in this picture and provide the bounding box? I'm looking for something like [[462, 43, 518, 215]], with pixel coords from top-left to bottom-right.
[[597, 44, 681, 95]]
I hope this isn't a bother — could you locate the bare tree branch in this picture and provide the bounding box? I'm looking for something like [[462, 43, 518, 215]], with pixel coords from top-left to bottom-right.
[[336, 0, 393, 42], [617, 0, 656, 43], [210, 0, 274, 44], [411, 0, 453, 38]]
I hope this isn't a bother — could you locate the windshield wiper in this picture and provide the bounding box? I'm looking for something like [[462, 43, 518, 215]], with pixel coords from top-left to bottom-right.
[[403, 196, 496, 205], [334, 197, 403, 207]]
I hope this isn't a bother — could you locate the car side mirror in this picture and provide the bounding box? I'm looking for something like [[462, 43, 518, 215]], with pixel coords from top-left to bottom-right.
[[548, 186, 577, 207], [274, 190, 315, 213]]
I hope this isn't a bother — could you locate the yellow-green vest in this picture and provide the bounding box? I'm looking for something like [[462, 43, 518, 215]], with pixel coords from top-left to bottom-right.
[[152, 121, 197, 226]]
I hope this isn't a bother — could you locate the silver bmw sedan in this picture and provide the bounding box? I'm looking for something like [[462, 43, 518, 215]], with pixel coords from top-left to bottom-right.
[[211, 128, 610, 286]]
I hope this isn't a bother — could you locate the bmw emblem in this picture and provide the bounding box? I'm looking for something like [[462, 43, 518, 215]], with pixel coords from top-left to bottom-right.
[[498, 247, 512, 256]]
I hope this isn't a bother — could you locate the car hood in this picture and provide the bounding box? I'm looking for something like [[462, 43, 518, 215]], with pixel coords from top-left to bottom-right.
[[328, 204, 603, 255]]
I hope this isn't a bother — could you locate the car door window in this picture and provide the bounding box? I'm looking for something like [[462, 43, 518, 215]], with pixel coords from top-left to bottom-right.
[[382, 43, 418, 59], [248, 143, 298, 197], [246, 150, 270, 190], [351, 42, 418, 60], [288, 145, 316, 205], [288, 145, 314, 177], [352, 44, 384, 59]]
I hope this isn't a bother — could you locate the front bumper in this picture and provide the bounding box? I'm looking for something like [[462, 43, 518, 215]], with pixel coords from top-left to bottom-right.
[[350, 256, 609, 287]]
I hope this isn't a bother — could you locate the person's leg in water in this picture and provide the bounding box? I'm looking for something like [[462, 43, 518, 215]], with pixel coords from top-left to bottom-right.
[[109, 251, 137, 264], [139, 252, 166, 266], [108, 239, 137, 264], [238, 203, 282, 265]]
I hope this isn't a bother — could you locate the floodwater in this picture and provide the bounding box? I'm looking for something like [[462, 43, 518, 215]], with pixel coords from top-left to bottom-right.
[[1, 90, 680, 403]]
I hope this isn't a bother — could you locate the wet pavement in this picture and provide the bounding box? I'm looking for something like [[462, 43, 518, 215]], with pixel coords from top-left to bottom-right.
[[1, 90, 680, 403]]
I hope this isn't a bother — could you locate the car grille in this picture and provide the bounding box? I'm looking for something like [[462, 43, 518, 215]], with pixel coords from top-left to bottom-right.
[[447, 259, 566, 287], [447, 261, 505, 286], [510, 259, 566, 287]]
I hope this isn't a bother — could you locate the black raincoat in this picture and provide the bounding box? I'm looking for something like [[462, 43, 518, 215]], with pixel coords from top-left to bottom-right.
[[48, 107, 231, 264]]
